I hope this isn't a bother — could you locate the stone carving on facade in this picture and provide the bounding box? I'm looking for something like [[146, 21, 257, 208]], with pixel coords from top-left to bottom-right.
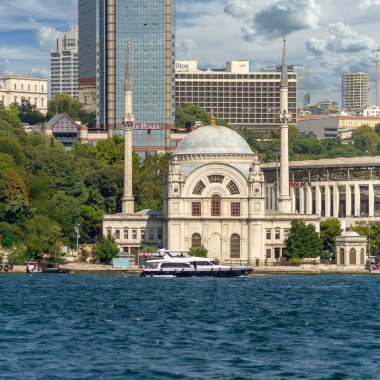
[[167, 157, 183, 197], [248, 161, 265, 197]]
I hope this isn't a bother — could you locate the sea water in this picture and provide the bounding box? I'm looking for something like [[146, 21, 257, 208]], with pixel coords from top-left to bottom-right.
[[0, 274, 379, 379]]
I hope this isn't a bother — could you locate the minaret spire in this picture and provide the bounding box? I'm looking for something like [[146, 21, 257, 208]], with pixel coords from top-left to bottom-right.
[[278, 35, 292, 214], [122, 39, 135, 214]]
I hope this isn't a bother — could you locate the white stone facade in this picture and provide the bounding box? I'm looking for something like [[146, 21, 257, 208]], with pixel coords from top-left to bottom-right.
[[336, 231, 366, 268], [0, 76, 48, 114]]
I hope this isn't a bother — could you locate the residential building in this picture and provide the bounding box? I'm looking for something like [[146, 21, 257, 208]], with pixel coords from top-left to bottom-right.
[[0, 76, 48, 114], [51, 24, 79, 99], [342, 72, 370, 111], [78, 0, 175, 155], [175, 60, 297, 130], [262, 64, 310, 110], [363, 105, 380, 117]]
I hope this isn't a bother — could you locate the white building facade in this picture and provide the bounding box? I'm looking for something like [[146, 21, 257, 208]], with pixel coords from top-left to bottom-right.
[[0, 76, 48, 114], [51, 25, 79, 99]]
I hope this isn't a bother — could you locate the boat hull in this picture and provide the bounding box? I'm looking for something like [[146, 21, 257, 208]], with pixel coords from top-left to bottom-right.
[[140, 267, 253, 278]]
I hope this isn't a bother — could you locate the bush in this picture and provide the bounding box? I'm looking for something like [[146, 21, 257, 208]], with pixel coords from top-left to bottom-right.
[[189, 245, 208, 257]]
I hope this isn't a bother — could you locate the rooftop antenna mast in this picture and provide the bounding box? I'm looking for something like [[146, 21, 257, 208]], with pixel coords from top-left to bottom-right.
[[374, 55, 380, 106]]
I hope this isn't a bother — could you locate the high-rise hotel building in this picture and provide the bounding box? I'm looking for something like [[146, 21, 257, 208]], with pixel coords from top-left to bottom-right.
[[175, 61, 297, 130], [342, 72, 370, 111], [51, 25, 79, 99], [78, 0, 175, 154]]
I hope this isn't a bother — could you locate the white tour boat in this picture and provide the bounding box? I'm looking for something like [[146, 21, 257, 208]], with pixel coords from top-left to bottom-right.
[[140, 249, 253, 278]]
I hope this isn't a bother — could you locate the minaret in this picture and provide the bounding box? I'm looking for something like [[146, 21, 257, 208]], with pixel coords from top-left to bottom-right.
[[121, 40, 135, 214], [278, 36, 292, 214]]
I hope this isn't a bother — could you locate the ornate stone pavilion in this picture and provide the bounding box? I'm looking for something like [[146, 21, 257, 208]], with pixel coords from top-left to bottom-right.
[[103, 38, 320, 262]]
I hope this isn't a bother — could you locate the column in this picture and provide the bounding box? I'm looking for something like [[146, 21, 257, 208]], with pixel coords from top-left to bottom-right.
[[354, 184, 360, 217], [333, 184, 339, 218], [306, 187, 312, 214], [325, 185, 331, 217], [346, 184, 351, 218], [369, 183, 374, 217], [316, 185, 321, 217], [299, 187, 305, 214]]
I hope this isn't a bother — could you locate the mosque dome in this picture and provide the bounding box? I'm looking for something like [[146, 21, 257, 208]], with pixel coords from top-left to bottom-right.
[[175, 124, 254, 156], [340, 231, 361, 237]]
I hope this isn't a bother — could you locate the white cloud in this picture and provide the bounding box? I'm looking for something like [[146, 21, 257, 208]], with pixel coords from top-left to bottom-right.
[[36, 26, 58, 52], [177, 39, 198, 60], [360, 0, 380, 9], [224, 0, 256, 17], [306, 23, 379, 73], [240, 0, 320, 41]]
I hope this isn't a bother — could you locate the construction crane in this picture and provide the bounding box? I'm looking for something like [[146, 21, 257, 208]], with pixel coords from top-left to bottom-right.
[[374, 55, 380, 105]]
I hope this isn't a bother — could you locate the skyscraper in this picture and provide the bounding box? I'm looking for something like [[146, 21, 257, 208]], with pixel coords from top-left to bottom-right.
[[342, 72, 370, 111], [78, 0, 175, 154], [261, 64, 310, 110], [51, 25, 79, 99]]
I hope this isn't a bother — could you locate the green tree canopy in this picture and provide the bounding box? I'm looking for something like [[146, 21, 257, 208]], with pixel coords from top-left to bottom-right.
[[175, 103, 228, 128], [352, 125, 380, 155], [48, 94, 81, 119], [189, 246, 208, 257], [285, 219, 323, 259], [351, 221, 380, 255], [320, 218, 342, 254], [92, 235, 119, 264]]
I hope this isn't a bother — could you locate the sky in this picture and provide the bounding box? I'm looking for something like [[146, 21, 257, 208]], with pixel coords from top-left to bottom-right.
[[0, 0, 379, 104]]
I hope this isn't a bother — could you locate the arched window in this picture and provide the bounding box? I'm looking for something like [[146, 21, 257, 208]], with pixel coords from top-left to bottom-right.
[[193, 181, 206, 195], [226, 180, 240, 195], [360, 248, 365, 265], [192, 233, 201, 248], [230, 234, 240, 258], [350, 248, 356, 265], [211, 194, 221, 216], [339, 248, 345, 265]]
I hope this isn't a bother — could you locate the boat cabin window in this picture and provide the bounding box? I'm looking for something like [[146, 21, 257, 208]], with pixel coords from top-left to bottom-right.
[[194, 261, 213, 266], [161, 263, 191, 269]]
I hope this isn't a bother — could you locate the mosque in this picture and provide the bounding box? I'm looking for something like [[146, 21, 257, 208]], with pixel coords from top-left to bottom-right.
[[102, 38, 320, 262]]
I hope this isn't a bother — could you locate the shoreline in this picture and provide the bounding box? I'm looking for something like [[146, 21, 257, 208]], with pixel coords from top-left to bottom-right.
[[2, 264, 379, 275]]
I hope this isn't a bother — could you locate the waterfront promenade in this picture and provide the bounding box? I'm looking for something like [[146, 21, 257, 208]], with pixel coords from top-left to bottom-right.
[[4, 263, 378, 275]]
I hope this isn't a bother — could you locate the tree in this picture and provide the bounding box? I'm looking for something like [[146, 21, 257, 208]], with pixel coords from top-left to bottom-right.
[[285, 219, 323, 259], [48, 94, 80, 119], [175, 103, 228, 128], [352, 125, 380, 155], [320, 218, 342, 256], [24, 215, 63, 260], [92, 235, 119, 264], [189, 246, 208, 257], [375, 123, 380, 136], [351, 221, 380, 255], [18, 99, 45, 125]]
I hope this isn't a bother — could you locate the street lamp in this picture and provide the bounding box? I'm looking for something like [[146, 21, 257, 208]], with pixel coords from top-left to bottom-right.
[[74, 224, 80, 257]]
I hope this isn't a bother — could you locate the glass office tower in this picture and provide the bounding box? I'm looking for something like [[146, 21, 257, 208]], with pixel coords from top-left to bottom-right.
[[78, 0, 175, 154]]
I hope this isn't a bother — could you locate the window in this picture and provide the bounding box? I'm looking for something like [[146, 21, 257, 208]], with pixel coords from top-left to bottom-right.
[[193, 180, 206, 195], [227, 181, 239, 195], [141, 229, 145, 241], [192, 202, 201, 216], [339, 248, 345, 265], [106, 228, 112, 237], [132, 230, 137, 239], [231, 202, 240, 216], [14, 84, 17, 90], [158, 229, 162, 240], [349, 248, 356, 265], [123, 229, 129, 239], [284, 230, 290, 239], [211, 194, 221, 216], [192, 233, 201, 248], [208, 175, 224, 183], [275, 230, 281, 240], [115, 230, 120, 239], [149, 230, 154, 240], [230, 234, 240, 258], [266, 230, 272, 240], [21, 84, 24, 90], [266, 249, 272, 258]]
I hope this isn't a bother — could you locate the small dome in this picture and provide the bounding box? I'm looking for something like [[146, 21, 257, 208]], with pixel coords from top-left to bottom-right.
[[176, 125, 254, 155], [340, 231, 361, 237]]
